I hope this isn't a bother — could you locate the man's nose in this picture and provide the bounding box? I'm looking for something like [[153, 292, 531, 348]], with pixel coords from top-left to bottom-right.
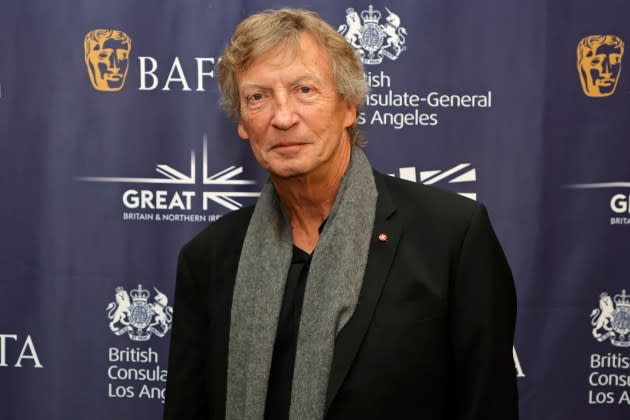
[[270, 92, 298, 130]]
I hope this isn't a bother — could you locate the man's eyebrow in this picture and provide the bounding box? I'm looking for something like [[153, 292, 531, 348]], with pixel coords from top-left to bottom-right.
[[239, 73, 322, 91], [290, 75, 319, 85], [239, 82, 271, 92]]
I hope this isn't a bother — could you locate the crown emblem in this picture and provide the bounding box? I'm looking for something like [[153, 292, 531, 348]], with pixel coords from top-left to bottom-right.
[[361, 5, 381, 24], [614, 290, 630, 309], [130, 284, 150, 303]]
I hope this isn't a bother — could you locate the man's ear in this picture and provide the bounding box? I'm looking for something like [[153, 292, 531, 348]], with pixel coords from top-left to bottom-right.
[[237, 122, 249, 140], [343, 102, 357, 129]]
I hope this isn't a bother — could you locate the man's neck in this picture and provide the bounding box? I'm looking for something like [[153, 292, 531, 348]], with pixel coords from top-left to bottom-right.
[[271, 151, 351, 253]]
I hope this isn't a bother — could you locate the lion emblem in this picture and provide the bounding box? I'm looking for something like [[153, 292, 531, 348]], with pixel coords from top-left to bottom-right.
[[107, 287, 131, 332], [338, 8, 362, 49], [591, 293, 615, 339]]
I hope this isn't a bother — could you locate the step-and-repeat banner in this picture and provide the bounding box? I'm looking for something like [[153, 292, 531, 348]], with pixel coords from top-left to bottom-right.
[[1, 0, 628, 418]]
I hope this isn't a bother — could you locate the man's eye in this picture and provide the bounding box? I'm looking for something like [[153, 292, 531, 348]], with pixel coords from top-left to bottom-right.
[[299, 86, 311, 94], [250, 93, 263, 101]]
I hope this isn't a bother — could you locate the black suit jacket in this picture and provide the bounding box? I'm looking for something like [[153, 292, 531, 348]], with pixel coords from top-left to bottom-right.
[[164, 172, 518, 419]]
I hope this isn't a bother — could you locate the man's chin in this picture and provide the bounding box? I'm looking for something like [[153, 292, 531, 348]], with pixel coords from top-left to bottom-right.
[[263, 155, 312, 179], [269, 167, 310, 179]]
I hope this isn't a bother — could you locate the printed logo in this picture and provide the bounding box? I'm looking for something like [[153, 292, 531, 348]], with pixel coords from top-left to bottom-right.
[[577, 35, 624, 97], [591, 290, 630, 347], [337, 7, 493, 130], [389, 163, 477, 200], [338, 5, 407, 65], [565, 182, 630, 225], [107, 285, 173, 341], [83, 29, 215, 93], [75, 136, 260, 222], [84, 29, 132, 92], [0, 334, 43, 368]]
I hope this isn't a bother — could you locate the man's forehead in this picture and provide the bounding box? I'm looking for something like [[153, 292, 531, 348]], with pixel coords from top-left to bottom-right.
[[237, 34, 332, 87]]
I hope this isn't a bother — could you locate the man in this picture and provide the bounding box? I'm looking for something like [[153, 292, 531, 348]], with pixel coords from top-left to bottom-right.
[[164, 8, 518, 420]]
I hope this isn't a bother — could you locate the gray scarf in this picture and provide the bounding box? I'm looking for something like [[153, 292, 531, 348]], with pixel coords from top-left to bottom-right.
[[226, 147, 377, 420]]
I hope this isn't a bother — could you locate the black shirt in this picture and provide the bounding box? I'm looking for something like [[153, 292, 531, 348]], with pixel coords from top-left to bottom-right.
[[263, 245, 312, 420]]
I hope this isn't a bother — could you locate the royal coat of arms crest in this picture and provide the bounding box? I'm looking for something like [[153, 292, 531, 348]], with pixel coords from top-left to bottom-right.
[[338, 5, 407, 65], [106, 284, 174, 341], [591, 290, 630, 347]]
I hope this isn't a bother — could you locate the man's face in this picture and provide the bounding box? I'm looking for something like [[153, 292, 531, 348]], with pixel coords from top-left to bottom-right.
[[579, 43, 623, 97], [86, 38, 130, 91], [235, 33, 356, 180]]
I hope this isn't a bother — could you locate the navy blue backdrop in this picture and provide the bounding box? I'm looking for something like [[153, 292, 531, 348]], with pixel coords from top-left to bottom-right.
[[1, 0, 629, 418]]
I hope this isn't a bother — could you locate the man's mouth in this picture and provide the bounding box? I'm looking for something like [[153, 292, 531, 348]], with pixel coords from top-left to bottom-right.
[[272, 141, 307, 149]]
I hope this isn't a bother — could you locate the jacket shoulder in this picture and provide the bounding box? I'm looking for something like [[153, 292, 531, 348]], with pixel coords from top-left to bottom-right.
[[180, 206, 254, 264], [374, 171, 481, 226]]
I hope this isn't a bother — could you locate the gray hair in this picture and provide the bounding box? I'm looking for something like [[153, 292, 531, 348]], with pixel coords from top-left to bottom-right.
[[216, 8, 368, 145]]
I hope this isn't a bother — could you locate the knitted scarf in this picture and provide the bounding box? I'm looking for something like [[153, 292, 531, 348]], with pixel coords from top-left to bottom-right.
[[226, 147, 377, 420]]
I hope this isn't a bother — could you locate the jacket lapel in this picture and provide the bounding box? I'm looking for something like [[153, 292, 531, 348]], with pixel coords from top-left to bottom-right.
[[325, 173, 402, 412]]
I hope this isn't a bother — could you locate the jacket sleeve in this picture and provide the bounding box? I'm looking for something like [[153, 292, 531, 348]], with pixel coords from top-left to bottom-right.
[[163, 249, 210, 420], [449, 203, 519, 419]]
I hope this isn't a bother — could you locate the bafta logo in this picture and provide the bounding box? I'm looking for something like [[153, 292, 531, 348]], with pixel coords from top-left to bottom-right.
[[577, 35, 624, 97], [84, 29, 132, 92]]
